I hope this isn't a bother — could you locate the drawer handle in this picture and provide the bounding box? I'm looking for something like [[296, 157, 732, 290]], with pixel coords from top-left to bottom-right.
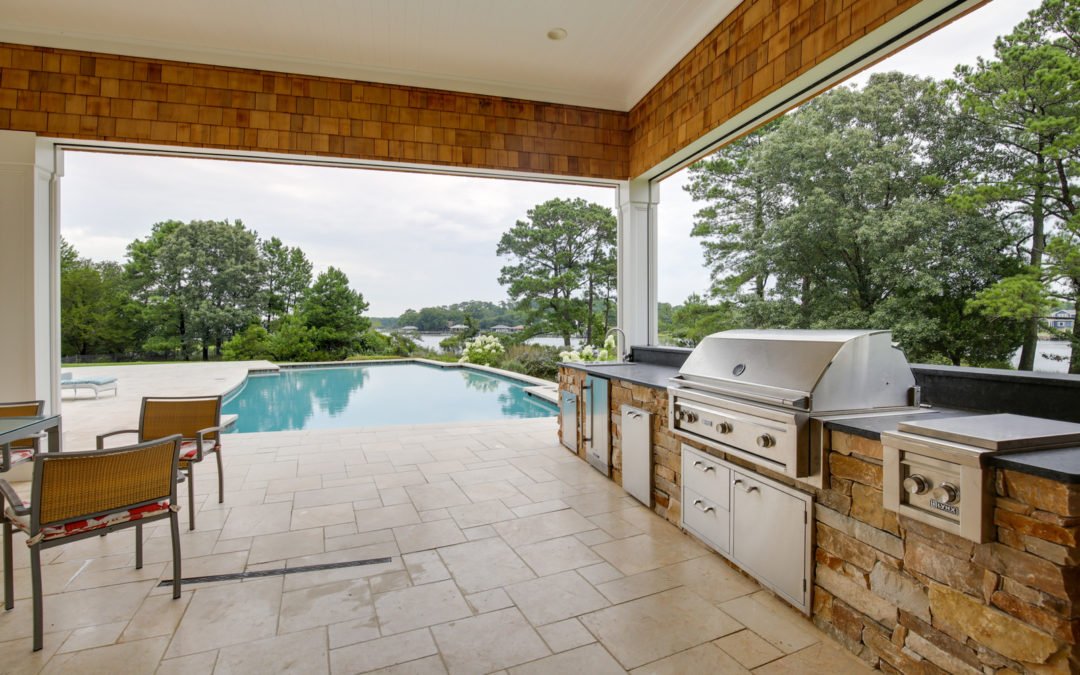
[[692, 461, 715, 473], [692, 499, 715, 514], [733, 479, 759, 494]]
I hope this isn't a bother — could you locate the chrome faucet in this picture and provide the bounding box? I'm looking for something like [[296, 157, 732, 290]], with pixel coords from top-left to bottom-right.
[[605, 327, 629, 362]]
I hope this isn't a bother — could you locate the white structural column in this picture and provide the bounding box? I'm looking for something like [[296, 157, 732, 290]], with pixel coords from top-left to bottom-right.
[[616, 178, 658, 349], [0, 131, 61, 412]]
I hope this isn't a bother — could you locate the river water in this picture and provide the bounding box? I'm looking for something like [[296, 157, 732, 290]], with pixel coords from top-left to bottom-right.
[[1010, 340, 1073, 373], [402, 333, 586, 352], [397, 332, 1074, 373]]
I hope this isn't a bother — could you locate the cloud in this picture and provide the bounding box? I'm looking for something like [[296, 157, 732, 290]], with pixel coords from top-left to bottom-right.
[[62, 152, 614, 316]]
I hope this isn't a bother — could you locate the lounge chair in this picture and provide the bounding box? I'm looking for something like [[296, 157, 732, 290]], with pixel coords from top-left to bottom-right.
[[1, 435, 184, 651], [60, 372, 118, 399], [97, 396, 224, 531]]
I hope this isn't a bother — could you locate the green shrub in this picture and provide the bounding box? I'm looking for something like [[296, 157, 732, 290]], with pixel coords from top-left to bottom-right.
[[222, 324, 273, 360], [266, 316, 317, 362], [356, 329, 391, 354], [501, 344, 561, 380], [459, 334, 505, 367]]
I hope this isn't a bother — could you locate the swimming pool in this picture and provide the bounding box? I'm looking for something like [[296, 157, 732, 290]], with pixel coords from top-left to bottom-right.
[[222, 362, 557, 433]]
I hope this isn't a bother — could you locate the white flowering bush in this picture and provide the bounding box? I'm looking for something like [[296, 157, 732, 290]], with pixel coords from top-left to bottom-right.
[[559, 334, 618, 363], [459, 334, 505, 366]]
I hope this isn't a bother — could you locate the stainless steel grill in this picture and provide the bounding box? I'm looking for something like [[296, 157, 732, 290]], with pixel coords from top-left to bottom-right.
[[669, 329, 920, 481]]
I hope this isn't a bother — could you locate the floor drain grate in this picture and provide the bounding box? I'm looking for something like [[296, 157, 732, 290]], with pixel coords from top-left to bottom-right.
[[158, 556, 393, 586]]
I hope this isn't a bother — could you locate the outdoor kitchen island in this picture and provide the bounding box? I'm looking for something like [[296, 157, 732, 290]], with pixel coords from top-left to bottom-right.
[[558, 338, 1079, 675]]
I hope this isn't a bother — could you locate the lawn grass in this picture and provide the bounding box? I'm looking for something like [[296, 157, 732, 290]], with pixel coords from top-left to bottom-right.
[[63, 361, 187, 367]]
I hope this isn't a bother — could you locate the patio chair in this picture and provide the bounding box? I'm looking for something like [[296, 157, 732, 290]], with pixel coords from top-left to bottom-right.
[[1, 435, 183, 651], [0, 400, 44, 473], [97, 396, 224, 531], [60, 372, 118, 399]]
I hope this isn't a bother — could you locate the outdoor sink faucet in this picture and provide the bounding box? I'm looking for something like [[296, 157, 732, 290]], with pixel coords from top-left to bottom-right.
[[605, 327, 629, 362]]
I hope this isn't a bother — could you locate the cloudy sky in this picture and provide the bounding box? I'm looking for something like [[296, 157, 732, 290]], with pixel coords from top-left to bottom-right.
[[62, 0, 1040, 317]]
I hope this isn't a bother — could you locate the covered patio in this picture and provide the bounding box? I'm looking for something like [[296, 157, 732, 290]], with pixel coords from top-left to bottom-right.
[[0, 1, 1016, 672]]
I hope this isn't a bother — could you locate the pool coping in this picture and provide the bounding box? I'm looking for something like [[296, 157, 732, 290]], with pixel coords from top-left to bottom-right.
[[224, 358, 560, 406]]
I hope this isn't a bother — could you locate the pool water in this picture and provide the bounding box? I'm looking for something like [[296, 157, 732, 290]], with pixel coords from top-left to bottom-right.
[[222, 362, 557, 433]]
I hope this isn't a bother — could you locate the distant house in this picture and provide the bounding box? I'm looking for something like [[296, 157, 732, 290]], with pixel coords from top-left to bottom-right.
[[1047, 309, 1075, 331], [449, 324, 468, 333], [399, 325, 419, 333], [490, 325, 512, 334], [512, 325, 525, 333]]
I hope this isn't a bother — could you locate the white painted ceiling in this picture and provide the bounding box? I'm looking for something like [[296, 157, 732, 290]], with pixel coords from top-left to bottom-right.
[[0, 0, 740, 110]]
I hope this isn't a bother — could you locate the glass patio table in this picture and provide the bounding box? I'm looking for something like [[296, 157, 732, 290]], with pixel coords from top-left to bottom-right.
[[0, 415, 61, 473]]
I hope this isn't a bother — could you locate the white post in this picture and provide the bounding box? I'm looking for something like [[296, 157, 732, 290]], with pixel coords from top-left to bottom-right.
[[616, 178, 658, 351], [0, 131, 61, 413]]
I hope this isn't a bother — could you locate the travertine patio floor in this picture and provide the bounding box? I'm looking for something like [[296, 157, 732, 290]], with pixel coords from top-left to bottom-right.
[[1, 366, 871, 674]]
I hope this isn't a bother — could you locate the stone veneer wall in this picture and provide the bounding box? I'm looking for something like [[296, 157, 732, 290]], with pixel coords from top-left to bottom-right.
[[556, 367, 1079, 674], [557, 367, 683, 525], [817, 431, 1078, 674]]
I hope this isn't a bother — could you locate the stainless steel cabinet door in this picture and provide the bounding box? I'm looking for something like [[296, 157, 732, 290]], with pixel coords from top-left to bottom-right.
[[560, 391, 578, 452], [584, 376, 610, 475], [731, 470, 810, 611], [620, 405, 651, 505]]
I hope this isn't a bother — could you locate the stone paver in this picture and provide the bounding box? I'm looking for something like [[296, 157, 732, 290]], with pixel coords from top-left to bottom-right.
[[0, 363, 857, 674]]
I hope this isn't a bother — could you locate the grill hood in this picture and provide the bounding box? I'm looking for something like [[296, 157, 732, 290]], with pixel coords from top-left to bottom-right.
[[674, 329, 916, 413]]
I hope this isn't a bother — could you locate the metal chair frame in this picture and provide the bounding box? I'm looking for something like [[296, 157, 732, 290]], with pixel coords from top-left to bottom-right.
[[1, 435, 183, 651], [97, 395, 224, 530]]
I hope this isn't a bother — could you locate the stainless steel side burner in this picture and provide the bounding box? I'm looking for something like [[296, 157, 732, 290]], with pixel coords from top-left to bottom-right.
[[883, 414, 1080, 542]]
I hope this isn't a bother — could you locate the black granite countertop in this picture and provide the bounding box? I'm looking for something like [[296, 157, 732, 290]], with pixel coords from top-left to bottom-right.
[[559, 361, 680, 390], [824, 409, 979, 441], [559, 361, 1080, 483], [988, 448, 1080, 484], [827, 410, 1080, 483]]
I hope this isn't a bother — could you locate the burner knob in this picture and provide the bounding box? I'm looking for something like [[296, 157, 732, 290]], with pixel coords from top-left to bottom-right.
[[685, 412, 699, 423], [903, 475, 930, 495], [756, 434, 775, 448], [931, 483, 960, 504], [717, 421, 732, 434], [675, 410, 686, 422]]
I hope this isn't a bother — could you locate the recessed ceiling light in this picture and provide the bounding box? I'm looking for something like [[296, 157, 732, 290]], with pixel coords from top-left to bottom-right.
[[547, 28, 568, 41]]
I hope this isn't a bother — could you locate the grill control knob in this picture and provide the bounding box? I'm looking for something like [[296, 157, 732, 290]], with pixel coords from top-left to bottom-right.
[[931, 483, 960, 504], [685, 412, 699, 423], [903, 475, 930, 495], [675, 409, 686, 422], [756, 434, 775, 448], [717, 421, 733, 434]]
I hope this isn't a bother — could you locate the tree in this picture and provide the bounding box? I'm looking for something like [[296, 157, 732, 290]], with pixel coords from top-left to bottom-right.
[[60, 239, 140, 357], [259, 237, 313, 328], [953, 0, 1080, 371], [684, 72, 1026, 365], [497, 198, 617, 346], [669, 295, 741, 345], [126, 219, 263, 360], [301, 267, 370, 359], [685, 129, 779, 301]]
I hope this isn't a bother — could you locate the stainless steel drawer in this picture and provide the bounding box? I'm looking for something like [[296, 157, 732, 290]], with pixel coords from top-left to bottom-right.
[[682, 487, 730, 554], [682, 446, 730, 505]]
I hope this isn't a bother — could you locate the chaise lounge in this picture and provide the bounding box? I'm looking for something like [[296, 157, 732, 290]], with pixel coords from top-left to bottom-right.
[[60, 372, 118, 399]]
